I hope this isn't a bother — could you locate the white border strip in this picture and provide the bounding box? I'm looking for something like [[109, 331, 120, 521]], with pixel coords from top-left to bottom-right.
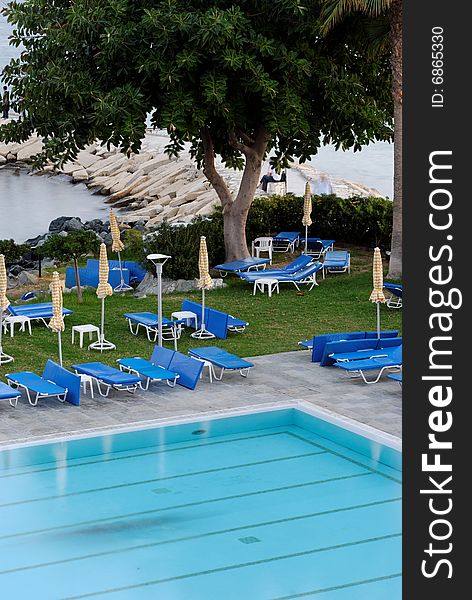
[[0, 399, 401, 452]]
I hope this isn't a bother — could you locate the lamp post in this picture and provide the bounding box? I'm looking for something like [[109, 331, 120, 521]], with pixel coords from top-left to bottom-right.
[[147, 253, 170, 347]]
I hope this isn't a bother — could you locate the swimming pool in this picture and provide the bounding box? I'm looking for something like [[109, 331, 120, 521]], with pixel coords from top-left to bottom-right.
[[0, 406, 401, 599]]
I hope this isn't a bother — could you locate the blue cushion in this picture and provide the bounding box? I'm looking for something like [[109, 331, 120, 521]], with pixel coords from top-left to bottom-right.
[[42, 360, 81, 406], [274, 232, 300, 242], [117, 358, 177, 382], [311, 332, 365, 362], [0, 382, 21, 401], [335, 351, 402, 372], [6, 371, 67, 396], [124, 313, 173, 327], [189, 347, 254, 370], [213, 258, 270, 272], [168, 352, 203, 390], [72, 363, 141, 385], [206, 309, 229, 340], [150, 346, 176, 370]]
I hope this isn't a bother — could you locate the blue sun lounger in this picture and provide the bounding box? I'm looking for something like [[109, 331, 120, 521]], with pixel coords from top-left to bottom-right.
[[181, 300, 248, 338], [8, 303, 73, 326], [334, 346, 402, 384], [147, 346, 204, 390], [309, 330, 400, 363], [322, 251, 351, 277], [117, 356, 179, 390], [213, 257, 271, 277], [299, 238, 335, 258], [72, 362, 142, 397], [239, 255, 314, 281], [124, 312, 184, 348], [269, 261, 324, 291], [384, 283, 403, 308], [272, 232, 300, 253], [0, 382, 21, 407], [6, 360, 80, 406], [188, 346, 254, 381], [320, 337, 402, 367]]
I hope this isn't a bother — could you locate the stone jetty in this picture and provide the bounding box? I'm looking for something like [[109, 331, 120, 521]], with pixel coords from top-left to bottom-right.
[[1, 130, 385, 228]]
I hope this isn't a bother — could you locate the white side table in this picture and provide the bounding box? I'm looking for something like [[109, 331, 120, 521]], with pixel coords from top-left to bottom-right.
[[72, 324, 100, 349], [3, 315, 32, 337], [253, 278, 280, 298], [79, 374, 94, 399], [171, 310, 198, 329]]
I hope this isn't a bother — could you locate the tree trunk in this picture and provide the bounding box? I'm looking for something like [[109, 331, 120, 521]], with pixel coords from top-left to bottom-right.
[[73, 256, 83, 303], [202, 127, 268, 262], [387, 0, 402, 279]]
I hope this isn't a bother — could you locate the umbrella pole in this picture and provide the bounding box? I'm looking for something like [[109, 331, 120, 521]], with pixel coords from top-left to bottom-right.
[[304, 225, 308, 254], [377, 302, 381, 339], [191, 288, 215, 339], [89, 297, 116, 351], [58, 331, 63, 366], [114, 251, 132, 292], [0, 310, 14, 365], [201, 288, 205, 331]]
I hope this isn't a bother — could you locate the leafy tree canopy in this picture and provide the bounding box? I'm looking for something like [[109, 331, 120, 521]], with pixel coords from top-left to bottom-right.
[[41, 229, 99, 262], [1, 0, 393, 169]]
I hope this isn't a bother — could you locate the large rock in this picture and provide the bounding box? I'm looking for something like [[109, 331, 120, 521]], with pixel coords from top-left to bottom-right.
[[16, 139, 44, 161], [49, 216, 76, 232], [76, 150, 99, 169], [17, 270, 39, 286], [71, 167, 89, 182], [135, 274, 227, 296]]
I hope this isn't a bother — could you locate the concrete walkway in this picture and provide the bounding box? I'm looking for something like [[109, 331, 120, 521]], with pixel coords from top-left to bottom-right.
[[0, 351, 401, 448]]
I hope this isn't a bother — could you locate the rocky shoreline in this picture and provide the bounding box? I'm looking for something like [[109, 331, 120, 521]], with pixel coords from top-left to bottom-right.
[[1, 130, 385, 229]]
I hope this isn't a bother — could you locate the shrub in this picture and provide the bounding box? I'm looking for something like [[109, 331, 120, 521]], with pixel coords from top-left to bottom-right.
[[143, 217, 225, 280], [0, 239, 30, 265]]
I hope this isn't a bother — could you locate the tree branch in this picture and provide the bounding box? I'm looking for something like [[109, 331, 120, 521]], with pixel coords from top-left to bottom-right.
[[228, 131, 255, 159], [201, 128, 233, 211]]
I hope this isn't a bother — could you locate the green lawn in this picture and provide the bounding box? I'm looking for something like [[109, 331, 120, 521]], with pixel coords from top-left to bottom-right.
[[1, 248, 402, 376]]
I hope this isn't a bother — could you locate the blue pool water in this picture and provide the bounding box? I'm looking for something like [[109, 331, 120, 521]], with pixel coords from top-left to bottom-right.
[[0, 408, 402, 599]]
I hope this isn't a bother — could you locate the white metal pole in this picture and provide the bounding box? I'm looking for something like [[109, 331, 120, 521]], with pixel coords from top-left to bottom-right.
[[0, 310, 3, 359], [157, 264, 163, 347], [101, 298, 105, 351], [305, 225, 308, 254], [201, 288, 206, 332], [58, 331, 63, 366], [117, 251, 125, 286], [377, 302, 381, 339]]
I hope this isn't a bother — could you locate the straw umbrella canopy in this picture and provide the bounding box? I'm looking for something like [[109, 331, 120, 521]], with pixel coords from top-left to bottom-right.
[[49, 271, 65, 366], [0, 254, 14, 365], [191, 236, 214, 339], [302, 182, 312, 254], [369, 247, 386, 338], [97, 243, 113, 300], [110, 209, 132, 292], [110, 209, 124, 252], [89, 243, 115, 351]]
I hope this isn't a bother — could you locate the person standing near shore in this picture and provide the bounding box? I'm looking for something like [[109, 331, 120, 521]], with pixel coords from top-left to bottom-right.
[[2, 86, 10, 119]]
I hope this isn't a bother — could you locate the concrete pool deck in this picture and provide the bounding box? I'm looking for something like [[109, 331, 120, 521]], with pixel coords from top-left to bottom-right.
[[0, 350, 401, 448]]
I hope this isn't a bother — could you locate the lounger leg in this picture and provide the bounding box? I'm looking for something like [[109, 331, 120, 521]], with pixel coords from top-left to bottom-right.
[[9, 396, 18, 407], [212, 366, 225, 381], [128, 320, 139, 335], [293, 282, 301, 291], [95, 380, 111, 397], [240, 368, 250, 378]]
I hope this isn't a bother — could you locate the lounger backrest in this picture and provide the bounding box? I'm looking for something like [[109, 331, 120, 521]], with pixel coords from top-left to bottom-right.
[[168, 352, 203, 390], [284, 255, 313, 272], [311, 332, 365, 362], [206, 309, 229, 340], [150, 346, 176, 370], [291, 262, 322, 280], [375, 337, 403, 349], [42, 359, 81, 406], [389, 346, 402, 363], [364, 330, 399, 339], [320, 339, 381, 367]]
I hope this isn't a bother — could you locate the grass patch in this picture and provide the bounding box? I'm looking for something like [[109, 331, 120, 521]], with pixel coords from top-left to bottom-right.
[[1, 247, 402, 376]]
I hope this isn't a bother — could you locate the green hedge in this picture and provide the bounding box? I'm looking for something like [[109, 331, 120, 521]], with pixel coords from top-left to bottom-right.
[[245, 194, 392, 248], [137, 193, 392, 279]]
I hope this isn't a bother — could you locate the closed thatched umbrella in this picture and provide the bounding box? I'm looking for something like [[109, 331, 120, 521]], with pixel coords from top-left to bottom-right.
[[110, 209, 132, 292], [302, 182, 312, 254], [49, 272, 65, 366], [370, 247, 386, 338], [191, 236, 215, 339], [89, 243, 116, 351], [0, 254, 14, 365]]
